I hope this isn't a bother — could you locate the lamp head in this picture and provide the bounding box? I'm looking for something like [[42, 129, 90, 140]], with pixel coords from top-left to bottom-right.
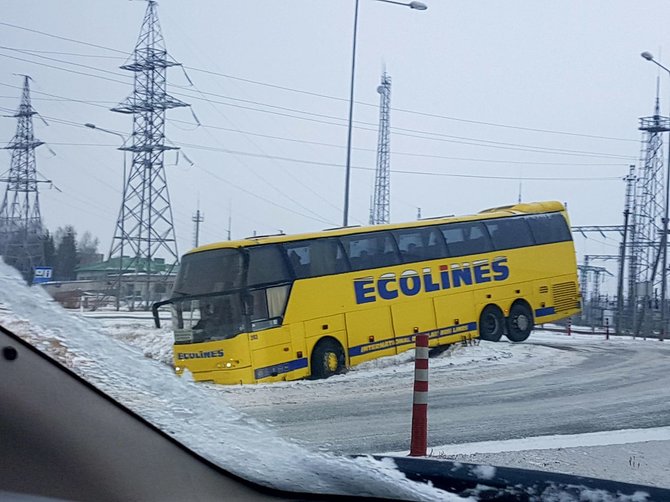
[[409, 1, 428, 10], [84, 123, 96, 129], [641, 51, 654, 61]]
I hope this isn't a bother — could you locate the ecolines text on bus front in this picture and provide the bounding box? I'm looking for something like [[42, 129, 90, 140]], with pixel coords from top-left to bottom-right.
[[354, 256, 509, 304]]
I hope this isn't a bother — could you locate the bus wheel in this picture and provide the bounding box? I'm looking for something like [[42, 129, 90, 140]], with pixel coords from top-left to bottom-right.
[[506, 303, 533, 342], [311, 339, 345, 380], [478, 305, 504, 342]]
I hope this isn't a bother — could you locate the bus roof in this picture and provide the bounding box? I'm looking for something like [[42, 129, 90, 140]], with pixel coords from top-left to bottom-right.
[[188, 200, 566, 255]]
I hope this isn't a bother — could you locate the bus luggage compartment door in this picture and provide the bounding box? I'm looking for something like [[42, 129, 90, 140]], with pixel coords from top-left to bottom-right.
[[391, 300, 437, 351], [345, 307, 395, 364]]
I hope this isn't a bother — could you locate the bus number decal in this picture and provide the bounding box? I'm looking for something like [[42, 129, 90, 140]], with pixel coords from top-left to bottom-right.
[[354, 257, 509, 305]]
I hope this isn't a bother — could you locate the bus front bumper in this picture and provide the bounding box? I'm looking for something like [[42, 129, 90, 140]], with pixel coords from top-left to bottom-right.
[[174, 364, 256, 385]]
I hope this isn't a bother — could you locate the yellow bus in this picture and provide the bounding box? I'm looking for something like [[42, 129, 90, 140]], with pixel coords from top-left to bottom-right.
[[153, 200, 580, 385]]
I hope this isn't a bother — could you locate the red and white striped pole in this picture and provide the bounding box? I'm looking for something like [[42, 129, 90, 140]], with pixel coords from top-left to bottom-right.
[[409, 331, 429, 457]]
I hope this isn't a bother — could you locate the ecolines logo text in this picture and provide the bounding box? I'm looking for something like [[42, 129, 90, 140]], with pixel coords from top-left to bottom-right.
[[354, 257, 509, 304], [177, 349, 224, 360]]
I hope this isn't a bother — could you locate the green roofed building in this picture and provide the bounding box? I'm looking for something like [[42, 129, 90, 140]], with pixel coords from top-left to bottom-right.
[[41, 256, 177, 310]]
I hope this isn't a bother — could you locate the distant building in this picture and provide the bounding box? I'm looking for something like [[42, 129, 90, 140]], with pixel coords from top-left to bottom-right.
[[42, 256, 177, 310]]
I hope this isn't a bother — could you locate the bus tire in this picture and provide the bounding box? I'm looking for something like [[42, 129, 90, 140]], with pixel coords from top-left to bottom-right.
[[506, 302, 533, 342], [478, 305, 504, 342], [311, 339, 345, 380]]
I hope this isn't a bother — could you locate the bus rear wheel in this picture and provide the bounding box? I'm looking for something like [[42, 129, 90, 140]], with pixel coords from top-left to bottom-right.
[[311, 339, 345, 379], [506, 303, 533, 342], [478, 305, 504, 342]]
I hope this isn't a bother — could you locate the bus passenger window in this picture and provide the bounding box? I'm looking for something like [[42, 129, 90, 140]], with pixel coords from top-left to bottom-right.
[[394, 228, 446, 263], [525, 213, 572, 244], [284, 238, 345, 278], [441, 222, 492, 256], [342, 232, 400, 271], [485, 217, 534, 250], [247, 245, 291, 286], [288, 249, 309, 277]]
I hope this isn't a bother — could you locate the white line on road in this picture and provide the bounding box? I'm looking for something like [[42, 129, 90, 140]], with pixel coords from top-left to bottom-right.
[[383, 426, 670, 456]]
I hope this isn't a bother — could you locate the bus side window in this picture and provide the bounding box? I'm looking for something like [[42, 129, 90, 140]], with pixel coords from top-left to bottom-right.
[[247, 245, 291, 286], [441, 222, 493, 256], [394, 227, 446, 263], [334, 241, 350, 273], [284, 239, 345, 279], [342, 232, 400, 271], [484, 217, 534, 250], [287, 247, 310, 278], [525, 213, 572, 244]]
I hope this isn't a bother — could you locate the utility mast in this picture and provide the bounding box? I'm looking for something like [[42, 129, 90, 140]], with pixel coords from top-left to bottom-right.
[[616, 166, 635, 335], [369, 72, 391, 225], [109, 1, 189, 308], [628, 80, 670, 334], [0, 75, 48, 282], [192, 207, 204, 248]]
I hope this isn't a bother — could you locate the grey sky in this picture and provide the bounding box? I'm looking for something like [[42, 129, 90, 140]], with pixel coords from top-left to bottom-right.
[[1, 1, 668, 292]]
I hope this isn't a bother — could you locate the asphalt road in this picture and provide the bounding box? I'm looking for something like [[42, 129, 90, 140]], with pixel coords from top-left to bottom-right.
[[229, 336, 670, 455]]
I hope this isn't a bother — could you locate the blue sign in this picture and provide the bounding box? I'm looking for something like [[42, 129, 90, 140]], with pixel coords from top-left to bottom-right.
[[33, 267, 53, 284]]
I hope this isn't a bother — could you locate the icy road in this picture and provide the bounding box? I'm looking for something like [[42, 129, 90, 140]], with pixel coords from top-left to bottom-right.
[[205, 333, 670, 455]]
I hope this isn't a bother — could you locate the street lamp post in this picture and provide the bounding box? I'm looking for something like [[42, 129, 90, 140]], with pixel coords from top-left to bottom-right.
[[342, 0, 427, 227], [640, 52, 670, 340], [84, 122, 128, 311]]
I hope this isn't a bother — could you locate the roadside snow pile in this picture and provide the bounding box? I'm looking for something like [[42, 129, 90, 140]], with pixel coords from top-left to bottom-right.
[[439, 440, 670, 489], [90, 319, 173, 366], [385, 427, 670, 489]]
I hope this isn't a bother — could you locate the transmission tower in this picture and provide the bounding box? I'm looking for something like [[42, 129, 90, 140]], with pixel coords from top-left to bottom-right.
[[0, 75, 48, 282], [109, 0, 189, 309], [369, 72, 391, 225], [628, 80, 670, 334]]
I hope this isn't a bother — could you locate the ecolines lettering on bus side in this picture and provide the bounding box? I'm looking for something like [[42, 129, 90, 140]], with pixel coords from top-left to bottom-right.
[[177, 349, 225, 360], [353, 257, 509, 305]]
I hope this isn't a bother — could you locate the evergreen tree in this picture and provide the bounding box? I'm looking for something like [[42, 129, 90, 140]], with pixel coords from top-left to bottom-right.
[[54, 226, 77, 281], [43, 230, 56, 269]]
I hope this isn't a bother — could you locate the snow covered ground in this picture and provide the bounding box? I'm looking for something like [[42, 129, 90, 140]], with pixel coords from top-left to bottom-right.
[[385, 428, 670, 489], [78, 310, 670, 488], [4, 262, 670, 493]]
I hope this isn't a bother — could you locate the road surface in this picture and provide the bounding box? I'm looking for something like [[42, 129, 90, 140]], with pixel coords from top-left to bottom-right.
[[219, 334, 670, 455]]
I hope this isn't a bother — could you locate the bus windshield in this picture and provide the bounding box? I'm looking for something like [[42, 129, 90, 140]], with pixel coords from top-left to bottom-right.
[[168, 245, 293, 344], [171, 248, 245, 343]]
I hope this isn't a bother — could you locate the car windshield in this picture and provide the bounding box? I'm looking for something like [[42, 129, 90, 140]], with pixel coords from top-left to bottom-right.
[[4, 1, 670, 500]]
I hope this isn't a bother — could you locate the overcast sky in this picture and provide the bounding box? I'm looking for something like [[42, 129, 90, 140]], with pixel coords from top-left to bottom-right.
[[2, 1, 670, 292]]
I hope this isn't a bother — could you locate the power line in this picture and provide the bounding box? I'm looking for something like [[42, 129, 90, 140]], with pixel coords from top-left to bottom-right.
[[0, 21, 127, 54], [8, 105, 626, 182], [0, 21, 638, 144], [17, 111, 339, 226], [0, 80, 633, 167], [0, 52, 635, 161], [183, 78, 341, 223], [0, 46, 124, 59]]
